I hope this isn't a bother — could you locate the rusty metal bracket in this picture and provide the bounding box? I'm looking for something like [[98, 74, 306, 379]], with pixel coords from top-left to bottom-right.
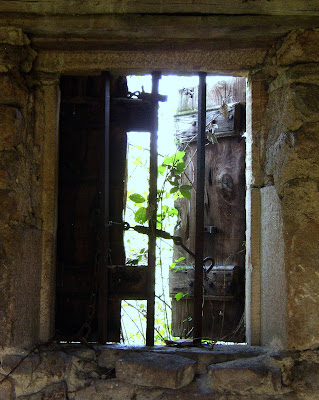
[[127, 90, 167, 103]]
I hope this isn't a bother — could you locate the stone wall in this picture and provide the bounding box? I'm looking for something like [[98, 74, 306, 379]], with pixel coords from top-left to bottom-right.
[[252, 29, 319, 350], [1, 344, 319, 399], [1, 19, 319, 399], [0, 28, 42, 347]]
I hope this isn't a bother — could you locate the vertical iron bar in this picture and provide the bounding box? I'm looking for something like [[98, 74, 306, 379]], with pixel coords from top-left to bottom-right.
[[98, 72, 110, 343], [146, 71, 161, 346], [193, 72, 207, 344]]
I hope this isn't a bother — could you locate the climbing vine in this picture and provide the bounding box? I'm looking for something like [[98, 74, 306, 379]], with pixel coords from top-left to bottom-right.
[[122, 144, 194, 344]]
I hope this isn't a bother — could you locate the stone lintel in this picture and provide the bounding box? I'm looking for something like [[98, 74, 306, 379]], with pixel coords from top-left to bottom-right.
[[34, 48, 266, 75]]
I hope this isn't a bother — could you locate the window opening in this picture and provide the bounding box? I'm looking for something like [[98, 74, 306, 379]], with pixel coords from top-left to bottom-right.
[[121, 74, 246, 345], [56, 72, 246, 346]]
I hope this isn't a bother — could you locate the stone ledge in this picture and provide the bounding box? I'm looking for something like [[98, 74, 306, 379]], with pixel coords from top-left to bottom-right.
[[97, 344, 268, 375], [115, 351, 196, 389], [205, 355, 282, 395]]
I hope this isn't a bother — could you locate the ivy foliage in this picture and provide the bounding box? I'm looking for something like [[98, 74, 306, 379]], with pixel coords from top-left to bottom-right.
[[128, 150, 193, 226]]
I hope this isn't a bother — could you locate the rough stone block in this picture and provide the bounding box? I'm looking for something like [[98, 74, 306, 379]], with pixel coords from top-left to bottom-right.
[[97, 347, 123, 370], [277, 29, 319, 66], [0, 74, 28, 105], [207, 355, 281, 394], [0, 375, 14, 400], [2, 351, 69, 397], [0, 189, 19, 224], [67, 357, 100, 392], [291, 360, 319, 392], [0, 27, 30, 46], [16, 382, 67, 399], [292, 84, 319, 121], [0, 150, 19, 190], [264, 113, 319, 194], [71, 379, 135, 400], [280, 181, 319, 350], [116, 352, 196, 389], [0, 105, 24, 150]]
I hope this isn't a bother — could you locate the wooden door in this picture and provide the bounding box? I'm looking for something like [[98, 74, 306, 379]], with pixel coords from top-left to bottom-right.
[[56, 75, 108, 341], [171, 99, 246, 342], [56, 74, 161, 343]]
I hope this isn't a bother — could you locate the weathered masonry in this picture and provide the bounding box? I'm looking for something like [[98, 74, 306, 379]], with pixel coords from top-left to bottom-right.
[[1, 1, 319, 398]]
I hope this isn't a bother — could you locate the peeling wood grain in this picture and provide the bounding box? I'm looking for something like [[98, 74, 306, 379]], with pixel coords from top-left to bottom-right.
[[1, 0, 319, 16], [0, 14, 318, 52]]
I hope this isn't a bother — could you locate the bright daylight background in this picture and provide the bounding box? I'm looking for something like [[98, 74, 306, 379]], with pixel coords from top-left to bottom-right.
[[121, 74, 234, 345]]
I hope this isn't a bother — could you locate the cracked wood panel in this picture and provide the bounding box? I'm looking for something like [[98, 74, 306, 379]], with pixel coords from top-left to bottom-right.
[[0, 0, 319, 15], [0, 15, 318, 41], [175, 137, 246, 268]]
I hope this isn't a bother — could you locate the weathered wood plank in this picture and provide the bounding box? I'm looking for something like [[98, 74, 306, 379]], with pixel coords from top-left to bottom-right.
[[0, 14, 318, 51], [172, 94, 246, 341], [56, 76, 106, 338], [0, 0, 319, 16], [169, 265, 239, 299], [175, 103, 246, 144], [108, 266, 148, 299], [204, 136, 246, 267], [176, 136, 246, 267], [171, 298, 244, 341], [174, 105, 246, 269]]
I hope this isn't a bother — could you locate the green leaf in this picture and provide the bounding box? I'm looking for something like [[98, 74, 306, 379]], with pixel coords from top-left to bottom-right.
[[169, 208, 178, 216], [175, 256, 186, 263], [133, 156, 142, 166], [168, 179, 179, 187], [170, 187, 179, 194], [129, 193, 146, 203], [175, 292, 184, 301], [163, 156, 173, 165], [175, 161, 185, 174], [158, 165, 166, 175], [180, 185, 193, 191], [180, 188, 191, 199], [134, 207, 147, 223], [175, 265, 187, 272], [175, 151, 185, 161]]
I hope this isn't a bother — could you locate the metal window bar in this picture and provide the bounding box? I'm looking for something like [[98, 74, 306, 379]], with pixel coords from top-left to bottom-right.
[[194, 72, 207, 344], [146, 71, 161, 346], [103, 72, 207, 345], [144, 71, 207, 345], [98, 72, 111, 343]]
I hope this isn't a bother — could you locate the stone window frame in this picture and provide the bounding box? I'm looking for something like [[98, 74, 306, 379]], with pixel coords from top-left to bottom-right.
[[37, 49, 267, 347]]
